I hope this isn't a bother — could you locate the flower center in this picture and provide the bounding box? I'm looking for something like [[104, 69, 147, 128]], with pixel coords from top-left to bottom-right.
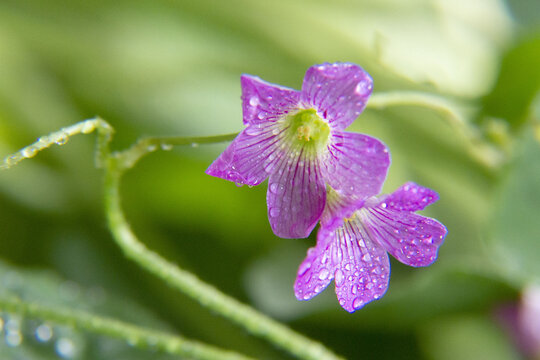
[[288, 109, 330, 149]]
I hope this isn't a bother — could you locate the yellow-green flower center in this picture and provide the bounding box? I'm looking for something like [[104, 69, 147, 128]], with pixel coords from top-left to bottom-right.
[[287, 109, 330, 150]]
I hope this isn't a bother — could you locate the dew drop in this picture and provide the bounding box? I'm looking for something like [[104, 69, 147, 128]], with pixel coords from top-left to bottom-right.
[[321, 252, 329, 264], [147, 144, 157, 152], [249, 96, 259, 107], [5, 331, 22, 347], [245, 125, 261, 136], [303, 294, 311, 300], [269, 207, 280, 217], [22, 146, 37, 158], [55, 133, 69, 145], [191, 142, 199, 148], [161, 143, 173, 151], [362, 253, 371, 262], [423, 235, 433, 244], [235, 182, 244, 187], [298, 261, 311, 276], [318, 268, 329, 280], [81, 121, 95, 134], [353, 297, 365, 309], [351, 284, 358, 294], [355, 80, 372, 96], [35, 323, 53, 342], [56, 337, 77, 359], [5, 155, 19, 166], [334, 269, 344, 286]]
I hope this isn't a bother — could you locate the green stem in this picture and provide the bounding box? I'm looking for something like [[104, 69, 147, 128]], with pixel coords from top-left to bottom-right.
[[0, 295, 254, 360], [114, 133, 238, 171], [367, 91, 503, 168], [103, 156, 344, 360]]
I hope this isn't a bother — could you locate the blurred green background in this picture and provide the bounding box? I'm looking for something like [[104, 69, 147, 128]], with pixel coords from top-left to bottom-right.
[[0, 0, 539, 359]]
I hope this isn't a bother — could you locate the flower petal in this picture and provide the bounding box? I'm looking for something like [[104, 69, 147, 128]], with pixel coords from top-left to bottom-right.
[[332, 220, 390, 312], [267, 147, 326, 238], [364, 206, 447, 267], [323, 131, 390, 198], [206, 123, 283, 186], [294, 236, 334, 301], [301, 63, 373, 130], [380, 182, 439, 212], [241, 75, 300, 125], [319, 187, 363, 232]]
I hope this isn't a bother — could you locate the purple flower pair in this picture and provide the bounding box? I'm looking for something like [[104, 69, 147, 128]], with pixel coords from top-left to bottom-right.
[[207, 63, 447, 312]]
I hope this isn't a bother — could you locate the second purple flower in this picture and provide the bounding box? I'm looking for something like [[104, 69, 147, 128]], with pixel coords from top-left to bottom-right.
[[207, 63, 390, 238]]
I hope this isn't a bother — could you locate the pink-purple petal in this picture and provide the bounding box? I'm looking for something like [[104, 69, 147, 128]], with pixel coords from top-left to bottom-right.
[[381, 182, 439, 212], [206, 124, 283, 186], [319, 188, 364, 232], [333, 221, 390, 312], [301, 63, 373, 130], [294, 235, 334, 301], [323, 131, 390, 198], [241, 75, 300, 125], [267, 148, 326, 238], [365, 207, 447, 267]]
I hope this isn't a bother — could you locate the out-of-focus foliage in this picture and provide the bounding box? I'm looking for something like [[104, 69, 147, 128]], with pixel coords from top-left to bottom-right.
[[0, 0, 538, 359]]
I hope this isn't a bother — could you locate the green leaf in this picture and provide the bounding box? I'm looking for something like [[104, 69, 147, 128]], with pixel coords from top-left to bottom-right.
[[491, 129, 540, 283], [481, 36, 540, 130], [0, 260, 176, 360], [417, 315, 520, 360]]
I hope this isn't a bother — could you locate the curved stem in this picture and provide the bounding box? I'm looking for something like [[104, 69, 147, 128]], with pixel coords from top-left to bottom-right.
[[103, 156, 344, 360], [114, 133, 238, 171], [0, 295, 254, 360], [367, 91, 503, 168]]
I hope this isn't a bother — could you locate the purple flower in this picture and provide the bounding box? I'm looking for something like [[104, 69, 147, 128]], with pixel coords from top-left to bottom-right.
[[206, 63, 390, 238], [294, 182, 447, 312]]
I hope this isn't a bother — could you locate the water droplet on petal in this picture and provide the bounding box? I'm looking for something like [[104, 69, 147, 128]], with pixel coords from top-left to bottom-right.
[[318, 268, 329, 280], [355, 80, 372, 96], [249, 96, 259, 107], [335, 269, 344, 286], [298, 261, 311, 276], [362, 253, 371, 262], [353, 297, 365, 309], [269, 207, 281, 217]]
